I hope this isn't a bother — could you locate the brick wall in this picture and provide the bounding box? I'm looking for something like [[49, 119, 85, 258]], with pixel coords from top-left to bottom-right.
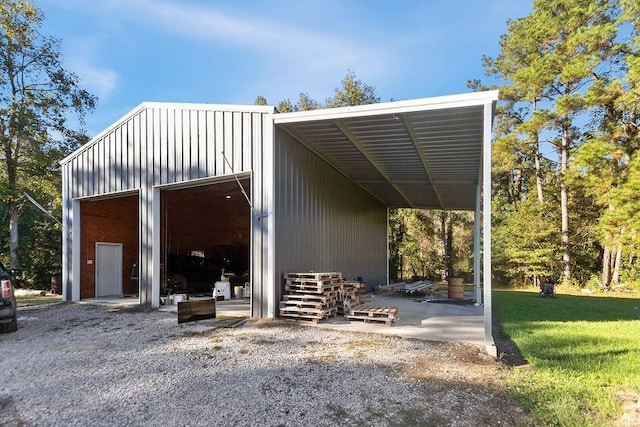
[[163, 190, 250, 253], [80, 195, 139, 298]]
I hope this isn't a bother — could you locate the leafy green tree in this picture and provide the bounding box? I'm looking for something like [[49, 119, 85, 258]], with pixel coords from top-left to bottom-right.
[[254, 96, 267, 105], [493, 197, 561, 286], [295, 92, 320, 111], [569, 0, 640, 288], [266, 70, 376, 113], [388, 208, 474, 283], [325, 70, 379, 108], [388, 208, 407, 282], [483, 0, 619, 284], [0, 0, 96, 271], [276, 99, 293, 113]]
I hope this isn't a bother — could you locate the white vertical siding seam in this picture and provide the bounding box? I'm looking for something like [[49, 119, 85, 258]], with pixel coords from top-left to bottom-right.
[[71, 200, 81, 301], [482, 101, 495, 355], [151, 187, 160, 308], [474, 183, 482, 305], [198, 110, 207, 178], [61, 167, 70, 301], [265, 114, 275, 318]]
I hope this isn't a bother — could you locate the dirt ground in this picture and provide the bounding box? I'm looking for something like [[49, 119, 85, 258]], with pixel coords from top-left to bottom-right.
[[0, 302, 538, 426]]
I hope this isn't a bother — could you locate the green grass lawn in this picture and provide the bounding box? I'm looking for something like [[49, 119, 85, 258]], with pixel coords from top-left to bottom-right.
[[494, 287, 640, 426], [15, 291, 62, 307]]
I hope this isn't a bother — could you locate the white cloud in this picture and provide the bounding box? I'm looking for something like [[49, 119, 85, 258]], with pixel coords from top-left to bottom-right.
[[60, 36, 120, 100], [100, 0, 392, 76], [70, 59, 119, 100]]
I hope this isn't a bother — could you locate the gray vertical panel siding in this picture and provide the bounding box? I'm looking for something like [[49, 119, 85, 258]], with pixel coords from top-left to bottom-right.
[[153, 108, 162, 184], [198, 110, 207, 177], [251, 113, 269, 317], [188, 111, 198, 179], [215, 112, 224, 175], [61, 103, 272, 307], [250, 114, 263, 317], [242, 112, 252, 171], [63, 106, 267, 200], [167, 110, 176, 183], [273, 128, 388, 300], [206, 111, 216, 177], [232, 112, 242, 172], [139, 108, 152, 304], [223, 113, 232, 174]]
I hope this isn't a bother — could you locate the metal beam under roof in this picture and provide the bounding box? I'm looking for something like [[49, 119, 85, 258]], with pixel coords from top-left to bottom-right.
[[273, 91, 499, 210]]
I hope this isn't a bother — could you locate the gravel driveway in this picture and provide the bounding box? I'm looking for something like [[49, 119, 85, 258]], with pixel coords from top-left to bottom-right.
[[1, 303, 528, 426]]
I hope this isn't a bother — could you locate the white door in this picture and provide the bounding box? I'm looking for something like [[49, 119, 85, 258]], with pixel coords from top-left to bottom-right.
[[96, 243, 123, 297]]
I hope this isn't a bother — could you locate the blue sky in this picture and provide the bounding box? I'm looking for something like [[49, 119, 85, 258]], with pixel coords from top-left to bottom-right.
[[35, 0, 533, 137]]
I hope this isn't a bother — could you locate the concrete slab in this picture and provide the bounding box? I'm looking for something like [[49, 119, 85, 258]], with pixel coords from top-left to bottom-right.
[[316, 293, 485, 348], [80, 292, 489, 351]]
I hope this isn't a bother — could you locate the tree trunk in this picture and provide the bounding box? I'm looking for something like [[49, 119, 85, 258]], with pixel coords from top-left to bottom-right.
[[612, 244, 622, 285], [9, 199, 19, 270], [532, 99, 544, 204], [534, 135, 544, 203], [602, 245, 612, 287], [512, 167, 523, 201], [612, 226, 624, 285], [560, 125, 571, 281], [440, 212, 448, 278], [446, 214, 454, 278]]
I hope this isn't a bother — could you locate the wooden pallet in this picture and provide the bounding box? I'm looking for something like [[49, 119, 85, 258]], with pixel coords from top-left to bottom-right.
[[285, 283, 342, 294], [279, 300, 335, 310], [283, 294, 337, 304], [343, 281, 367, 295], [279, 305, 337, 316], [344, 305, 398, 326], [281, 272, 343, 324], [349, 305, 398, 318], [285, 278, 342, 286], [284, 272, 342, 281], [279, 308, 337, 324]]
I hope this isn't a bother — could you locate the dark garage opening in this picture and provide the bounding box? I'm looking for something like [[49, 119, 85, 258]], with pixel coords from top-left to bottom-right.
[[160, 179, 251, 297]]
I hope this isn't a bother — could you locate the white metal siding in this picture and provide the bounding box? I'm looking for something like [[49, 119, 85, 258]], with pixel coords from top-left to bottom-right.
[[61, 103, 274, 308], [63, 105, 267, 200], [273, 128, 387, 304]]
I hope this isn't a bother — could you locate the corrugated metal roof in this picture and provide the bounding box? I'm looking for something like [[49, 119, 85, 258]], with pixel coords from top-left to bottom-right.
[[274, 91, 498, 210]]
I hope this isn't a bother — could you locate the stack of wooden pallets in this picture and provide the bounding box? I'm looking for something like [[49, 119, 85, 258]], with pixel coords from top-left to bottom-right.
[[343, 280, 366, 297], [279, 272, 342, 324], [338, 280, 366, 315]]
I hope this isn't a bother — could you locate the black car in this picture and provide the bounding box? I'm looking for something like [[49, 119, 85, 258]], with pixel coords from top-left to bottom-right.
[[0, 263, 17, 333]]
